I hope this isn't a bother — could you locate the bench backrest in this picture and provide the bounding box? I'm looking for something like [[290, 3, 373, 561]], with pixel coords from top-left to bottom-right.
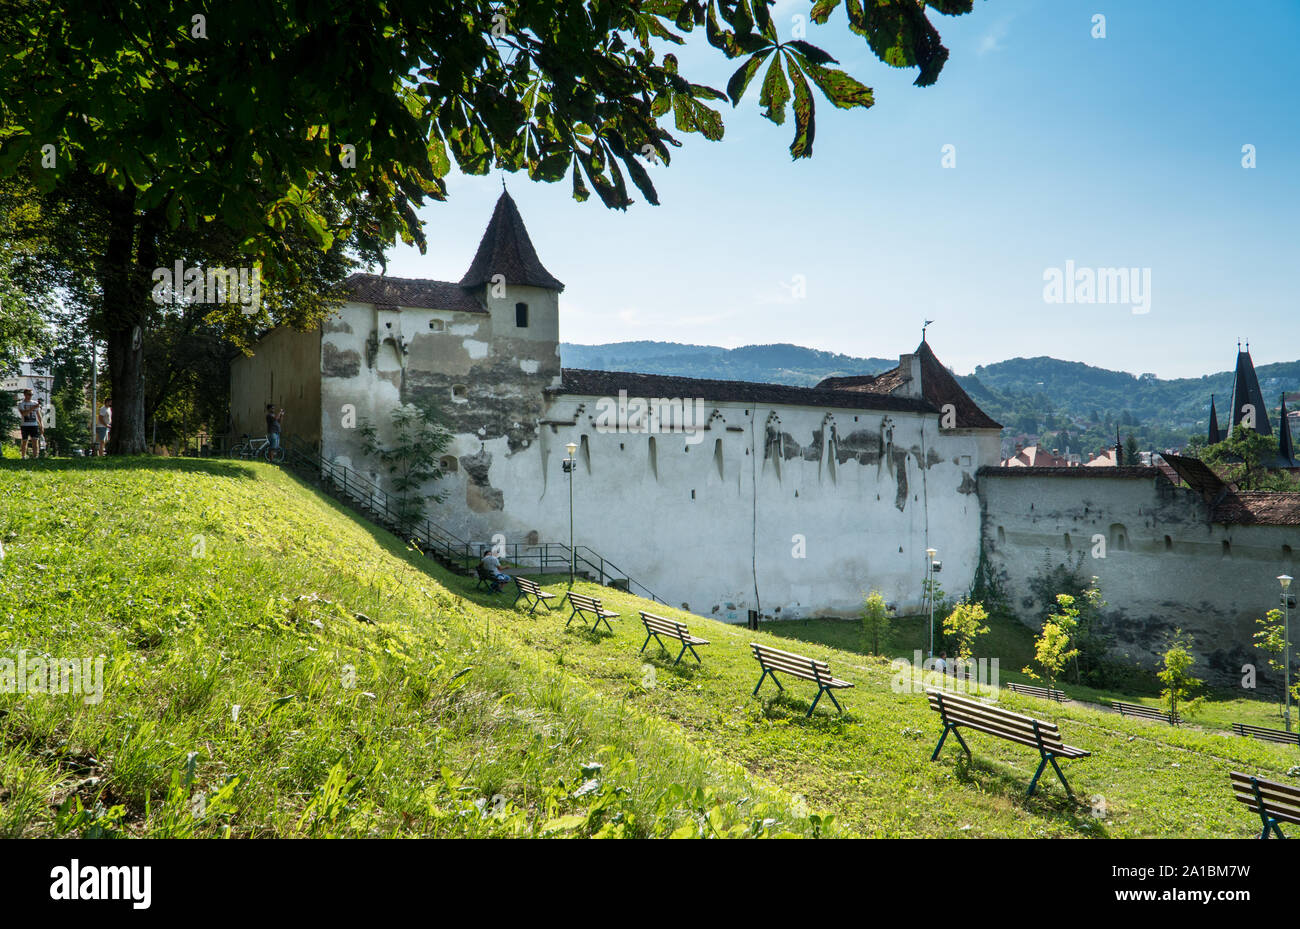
[[750, 643, 830, 682], [1230, 772, 1300, 826], [569, 592, 603, 611], [515, 576, 541, 593], [1114, 700, 1178, 722], [927, 689, 1067, 754], [1232, 723, 1300, 745], [640, 611, 688, 638], [1006, 682, 1064, 701]]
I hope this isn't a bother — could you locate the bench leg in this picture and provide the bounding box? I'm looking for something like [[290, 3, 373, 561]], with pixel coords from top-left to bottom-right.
[[512, 589, 523, 608], [807, 687, 823, 717], [597, 615, 613, 633], [754, 668, 783, 696], [686, 644, 703, 664], [565, 607, 578, 627], [931, 722, 971, 762], [825, 687, 844, 714], [674, 642, 688, 665], [931, 723, 952, 761], [1027, 753, 1072, 798], [1027, 756, 1048, 797], [639, 632, 654, 654], [1048, 754, 1073, 798]]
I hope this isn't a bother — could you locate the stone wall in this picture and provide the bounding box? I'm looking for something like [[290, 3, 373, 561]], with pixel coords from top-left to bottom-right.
[[979, 468, 1298, 688]]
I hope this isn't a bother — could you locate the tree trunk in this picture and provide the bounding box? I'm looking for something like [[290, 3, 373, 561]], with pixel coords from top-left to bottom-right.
[[98, 187, 159, 455]]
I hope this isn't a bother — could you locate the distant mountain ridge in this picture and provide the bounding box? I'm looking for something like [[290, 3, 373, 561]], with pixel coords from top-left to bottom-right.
[[560, 341, 896, 387], [560, 341, 1300, 448]]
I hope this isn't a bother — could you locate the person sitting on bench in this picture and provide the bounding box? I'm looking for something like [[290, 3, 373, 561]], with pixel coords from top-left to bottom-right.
[[479, 547, 509, 593]]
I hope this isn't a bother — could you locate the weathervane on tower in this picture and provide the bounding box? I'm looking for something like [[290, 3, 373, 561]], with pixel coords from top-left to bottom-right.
[[922, 319, 934, 343]]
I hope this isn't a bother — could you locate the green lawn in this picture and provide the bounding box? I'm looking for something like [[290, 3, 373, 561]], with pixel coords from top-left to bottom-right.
[[764, 613, 1298, 735], [1, 457, 1297, 838]]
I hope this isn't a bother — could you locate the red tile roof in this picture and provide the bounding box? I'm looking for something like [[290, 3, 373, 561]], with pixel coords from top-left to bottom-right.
[[816, 341, 1001, 430], [344, 273, 486, 313], [1211, 493, 1300, 526]]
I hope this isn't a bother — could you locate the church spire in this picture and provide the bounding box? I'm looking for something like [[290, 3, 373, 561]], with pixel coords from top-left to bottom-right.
[[1228, 343, 1271, 436], [459, 190, 564, 291], [1280, 394, 1296, 466], [1208, 394, 1221, 444]]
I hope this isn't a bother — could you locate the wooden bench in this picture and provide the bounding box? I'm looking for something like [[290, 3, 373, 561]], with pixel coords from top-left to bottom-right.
[[1112, 700, 1179, 725], [639, 611, 709, 664], [565, 592, 619, 632], [1229, 771, 1300, 839], [512, 576, 556, 614], [750, 643, 853, 717], [1232, 722, 1300, 746], [1005, 682, 1067, 703], [927, 689, 1090, 797]]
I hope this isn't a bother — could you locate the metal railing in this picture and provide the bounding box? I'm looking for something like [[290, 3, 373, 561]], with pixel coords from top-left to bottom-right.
[[281, 437, 665, 604]]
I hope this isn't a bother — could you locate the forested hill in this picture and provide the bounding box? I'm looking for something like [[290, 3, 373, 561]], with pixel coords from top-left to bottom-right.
[[561, 341, 1300, 452], [560, 341, 896, 386]]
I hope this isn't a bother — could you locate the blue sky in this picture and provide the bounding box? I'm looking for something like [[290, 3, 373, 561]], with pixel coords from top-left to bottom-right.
[[381, 0, 1300, 379]]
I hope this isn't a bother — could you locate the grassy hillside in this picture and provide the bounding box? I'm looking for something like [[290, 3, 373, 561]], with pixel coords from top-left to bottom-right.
[[1, 458, 1297, 838]]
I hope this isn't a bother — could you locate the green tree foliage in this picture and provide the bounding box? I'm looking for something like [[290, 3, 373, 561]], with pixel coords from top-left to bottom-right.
[[1253, 608, 1299, 718], [1157, 630, 1202, 720], [941, 599, 988, 662], [1023, 620, 1076, 695], [0, 252, 48, 375], [0, 0, 979, 453], [1201, 423, 1296, 491], [1124, 433, 1139, 466], [859, 589, 891, 655], [359, 402, 453, 525]]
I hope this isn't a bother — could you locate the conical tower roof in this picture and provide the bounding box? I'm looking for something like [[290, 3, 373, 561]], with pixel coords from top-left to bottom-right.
[[1208, 394, 1222, 443], [1278, 394, 1297, 467], [459, 191, 564, 291], [1228, 345, 1272, 436]]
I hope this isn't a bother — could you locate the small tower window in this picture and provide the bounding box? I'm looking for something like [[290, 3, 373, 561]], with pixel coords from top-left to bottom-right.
[[515, 302, 529, 328], [429, 319, 445, 332], [439, 455, 458, 473], [451, 385, 468, 402]]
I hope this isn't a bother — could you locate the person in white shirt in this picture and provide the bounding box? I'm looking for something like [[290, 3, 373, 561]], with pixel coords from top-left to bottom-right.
[[479, 547, 509, 593], [95, 399, 112, 456], [17, 389, 43, 459]]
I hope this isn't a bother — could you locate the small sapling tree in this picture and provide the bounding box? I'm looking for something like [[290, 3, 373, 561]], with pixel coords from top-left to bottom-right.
[[860, 589, 892, 656], [1158, 630, 1202, 721]]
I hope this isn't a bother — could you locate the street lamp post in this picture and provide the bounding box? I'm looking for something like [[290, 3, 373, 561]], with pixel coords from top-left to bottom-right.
[[1281, 574, 1294, 732], [564, 442, 578, 586], [926, 547, 938, 659]]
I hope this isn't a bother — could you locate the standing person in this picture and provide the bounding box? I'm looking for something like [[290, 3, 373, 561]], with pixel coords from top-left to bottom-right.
[[265, 404, 284, 452], [95, 399, 112, 456], [17, 389, 43, 459]]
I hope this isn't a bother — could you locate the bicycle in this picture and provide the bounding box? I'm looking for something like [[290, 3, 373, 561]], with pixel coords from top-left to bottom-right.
[[228, 433, 284, 464]]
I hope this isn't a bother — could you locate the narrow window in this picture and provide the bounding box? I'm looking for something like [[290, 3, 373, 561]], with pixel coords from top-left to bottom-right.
[[429, 319, 445, 332], [1109, 523, 1128, 552], [515, 302, 529, 328], [997, 526, 1006, 545], [1164, 535, 1173, 551], [1222, 540, 1231, 558], [714, 438, 724, 479], [648, 436, 658, 479], [580, 434, 591, 473], [1064, 533, 1072, 550]]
